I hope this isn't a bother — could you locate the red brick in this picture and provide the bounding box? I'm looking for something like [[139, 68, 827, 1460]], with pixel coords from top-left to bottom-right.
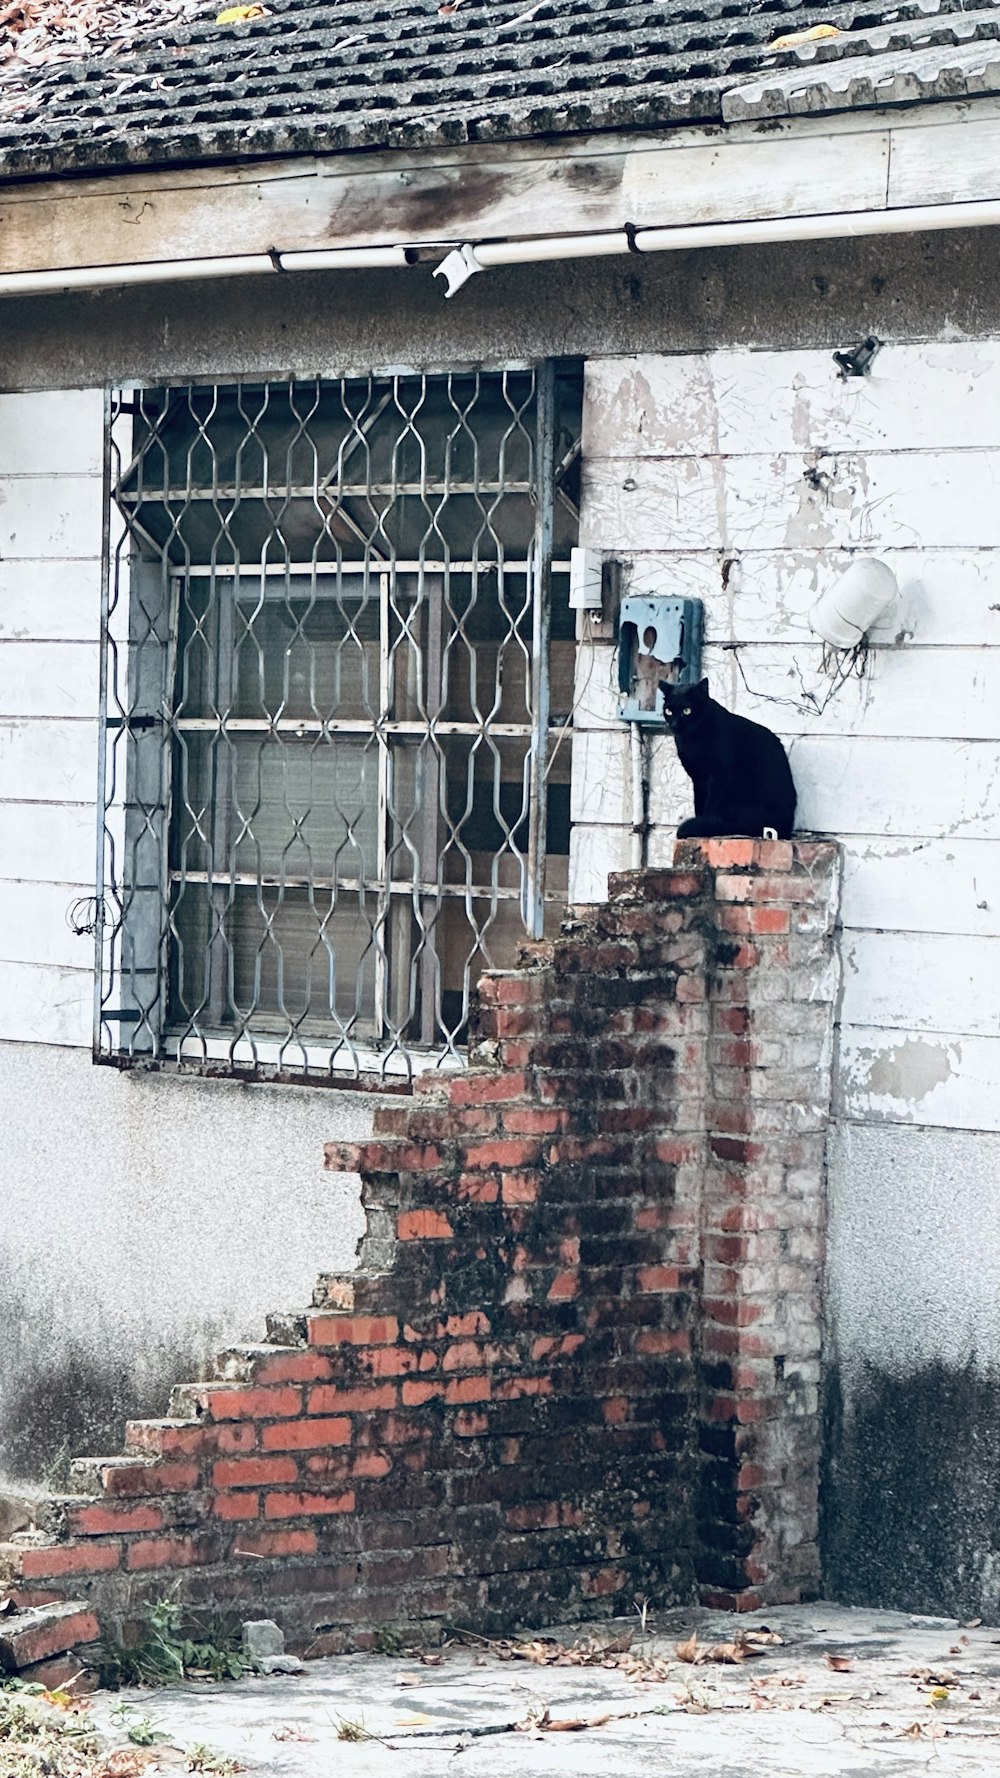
[[492, 976, 548, 1006], [442, 1341, 488, 1372], [398, 1209, 454, 1241], [124, 1422, 212, 1458], [716, 1007, 750, 1034], [547, 1270, 579, 1301], [361, 1346, 419, 1377], [464, 1137, 541, 1171], [718, 905, 790, 937], [261, 1418, 352, 1452], [402, 1380, 444, 1406], [264, 1490, 356, 1519], [505, 1501, 583, 1530], [309, 1383, 397, 1413], [636, 1265, 686, 1293], [308, 1316, 400, 1348], [531, 1333, 585, 1361], [449, 1071, 529, 1105], [501, 1172, 540, 1205], [703, 1297, 767, 1327], [126, 1534, 215, 1572], [21, 1543, 121, 1581], [251, 1351, 333, 1386], [453, 1410, 489, 1437], [456, 1174, 500, 1203], [212, 1456, 298, 1489], [102, 1460, 202, 1497], [203, 1387, 302, 1422], [698, 839, 758, 868], [232, 1527, 318, 1559], [349, 1453, 393, 1479], [382, 1414, 432, 1445], [0, 1606, 100, 1668], [634, 1329, 690, 1356], [653, 1137, 703, 1165], [582, 1566, 625, 1597], [442, 1312, 491, 1337], [445, 1376, 492, 1405], [215, 1424, 259, 1454], [502, 1108, 564, 1136], [323, 1140, 365, 1172], [214, 1492, 261, 1521], [68, 1502, 165, 1537]]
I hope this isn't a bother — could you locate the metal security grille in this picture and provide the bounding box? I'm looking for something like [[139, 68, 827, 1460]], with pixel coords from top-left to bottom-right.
[[96, 365, 582, 1081]]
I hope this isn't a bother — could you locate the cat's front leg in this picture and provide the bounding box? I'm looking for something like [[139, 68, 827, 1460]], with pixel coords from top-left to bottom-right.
[[677, 815, 733, 838]]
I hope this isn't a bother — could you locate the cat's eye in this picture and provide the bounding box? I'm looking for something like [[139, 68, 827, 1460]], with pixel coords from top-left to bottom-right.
[[682, 705, 691, 716]]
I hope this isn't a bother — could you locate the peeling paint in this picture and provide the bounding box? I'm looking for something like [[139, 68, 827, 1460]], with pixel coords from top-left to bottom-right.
[[861, 1037, 955, 1105]]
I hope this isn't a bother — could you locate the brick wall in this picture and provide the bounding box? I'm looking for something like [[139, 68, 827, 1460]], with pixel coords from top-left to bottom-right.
[[0, 840, 840, 1657]]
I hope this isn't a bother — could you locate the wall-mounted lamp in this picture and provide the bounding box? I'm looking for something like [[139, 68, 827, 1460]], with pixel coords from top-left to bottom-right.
[[809, 557, 898, 649]]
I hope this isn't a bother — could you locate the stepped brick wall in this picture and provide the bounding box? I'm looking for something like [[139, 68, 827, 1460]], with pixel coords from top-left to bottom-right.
[[0, 840, 841, 1666]]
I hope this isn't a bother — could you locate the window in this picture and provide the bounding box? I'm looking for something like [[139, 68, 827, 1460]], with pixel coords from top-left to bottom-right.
[[97, 365, 582, 1080]]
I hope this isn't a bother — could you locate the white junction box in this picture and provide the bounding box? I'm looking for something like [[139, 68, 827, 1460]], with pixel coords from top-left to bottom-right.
[[569, 545, 603, 612]]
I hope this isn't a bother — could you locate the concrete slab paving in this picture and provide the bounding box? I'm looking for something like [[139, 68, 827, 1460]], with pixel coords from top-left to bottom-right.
[[89, 1604, 1000, 1777]]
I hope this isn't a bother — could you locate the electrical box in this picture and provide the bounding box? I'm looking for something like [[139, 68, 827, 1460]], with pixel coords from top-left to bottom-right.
[[617, 595, 704, 723], [569, 546, 603, 612]]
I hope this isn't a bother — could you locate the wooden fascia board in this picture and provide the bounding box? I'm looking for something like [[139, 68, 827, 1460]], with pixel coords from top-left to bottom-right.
[[1, 97, 999, 277]]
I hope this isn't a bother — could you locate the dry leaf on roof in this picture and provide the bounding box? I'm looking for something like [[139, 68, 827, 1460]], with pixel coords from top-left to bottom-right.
[[215, 3, 265, 19], [0, 0, 207, 106], [769, 23, 841, 50]]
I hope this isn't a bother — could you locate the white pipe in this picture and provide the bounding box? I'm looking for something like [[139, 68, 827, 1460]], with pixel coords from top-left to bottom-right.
[[0, 253, 276, 295], [475, 231, 626, 266], [0, 244, 409, 296], [630, 721, 646, 871], [636, 196, 1000, 253], [278, 245, 410, 271], [2, 196, 1000, 299]]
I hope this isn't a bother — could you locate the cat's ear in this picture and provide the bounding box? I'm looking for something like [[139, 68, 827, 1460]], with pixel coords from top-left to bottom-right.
[[658, 679, 676, 702], [691, 678, 710, 700]]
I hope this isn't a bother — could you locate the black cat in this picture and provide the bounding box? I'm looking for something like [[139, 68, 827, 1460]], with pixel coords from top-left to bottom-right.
[[658, 678, 796, 840]]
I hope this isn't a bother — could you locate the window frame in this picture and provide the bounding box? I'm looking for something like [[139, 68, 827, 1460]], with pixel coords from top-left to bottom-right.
[[94, 361, 581, 1084]]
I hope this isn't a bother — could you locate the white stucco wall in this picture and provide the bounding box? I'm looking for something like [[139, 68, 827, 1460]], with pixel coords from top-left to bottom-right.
[[0, 389, 374, 1483], [573, 344, 1000, 1592], [0, 1040, 370, 1484]]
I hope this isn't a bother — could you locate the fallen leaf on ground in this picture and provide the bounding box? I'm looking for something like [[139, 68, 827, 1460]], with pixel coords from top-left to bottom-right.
[[769, 23, 841, 49], [272, 1725, 317, 1742], [677, 1632, 772, 1666], [395, 1713, 434, 1727], [215, 3, 265, 19], [544, 1713, 613, 1732], [825, 1654, 853, 1672], [96, 1753, 157, 1778]]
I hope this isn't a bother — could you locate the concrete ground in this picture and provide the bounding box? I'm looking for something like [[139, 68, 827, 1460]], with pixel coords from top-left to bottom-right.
[[85, 1603, 1000, 1777]]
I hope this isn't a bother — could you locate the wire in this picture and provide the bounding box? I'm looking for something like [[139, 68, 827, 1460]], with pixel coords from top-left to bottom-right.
[[722, 635, 870, 721]]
